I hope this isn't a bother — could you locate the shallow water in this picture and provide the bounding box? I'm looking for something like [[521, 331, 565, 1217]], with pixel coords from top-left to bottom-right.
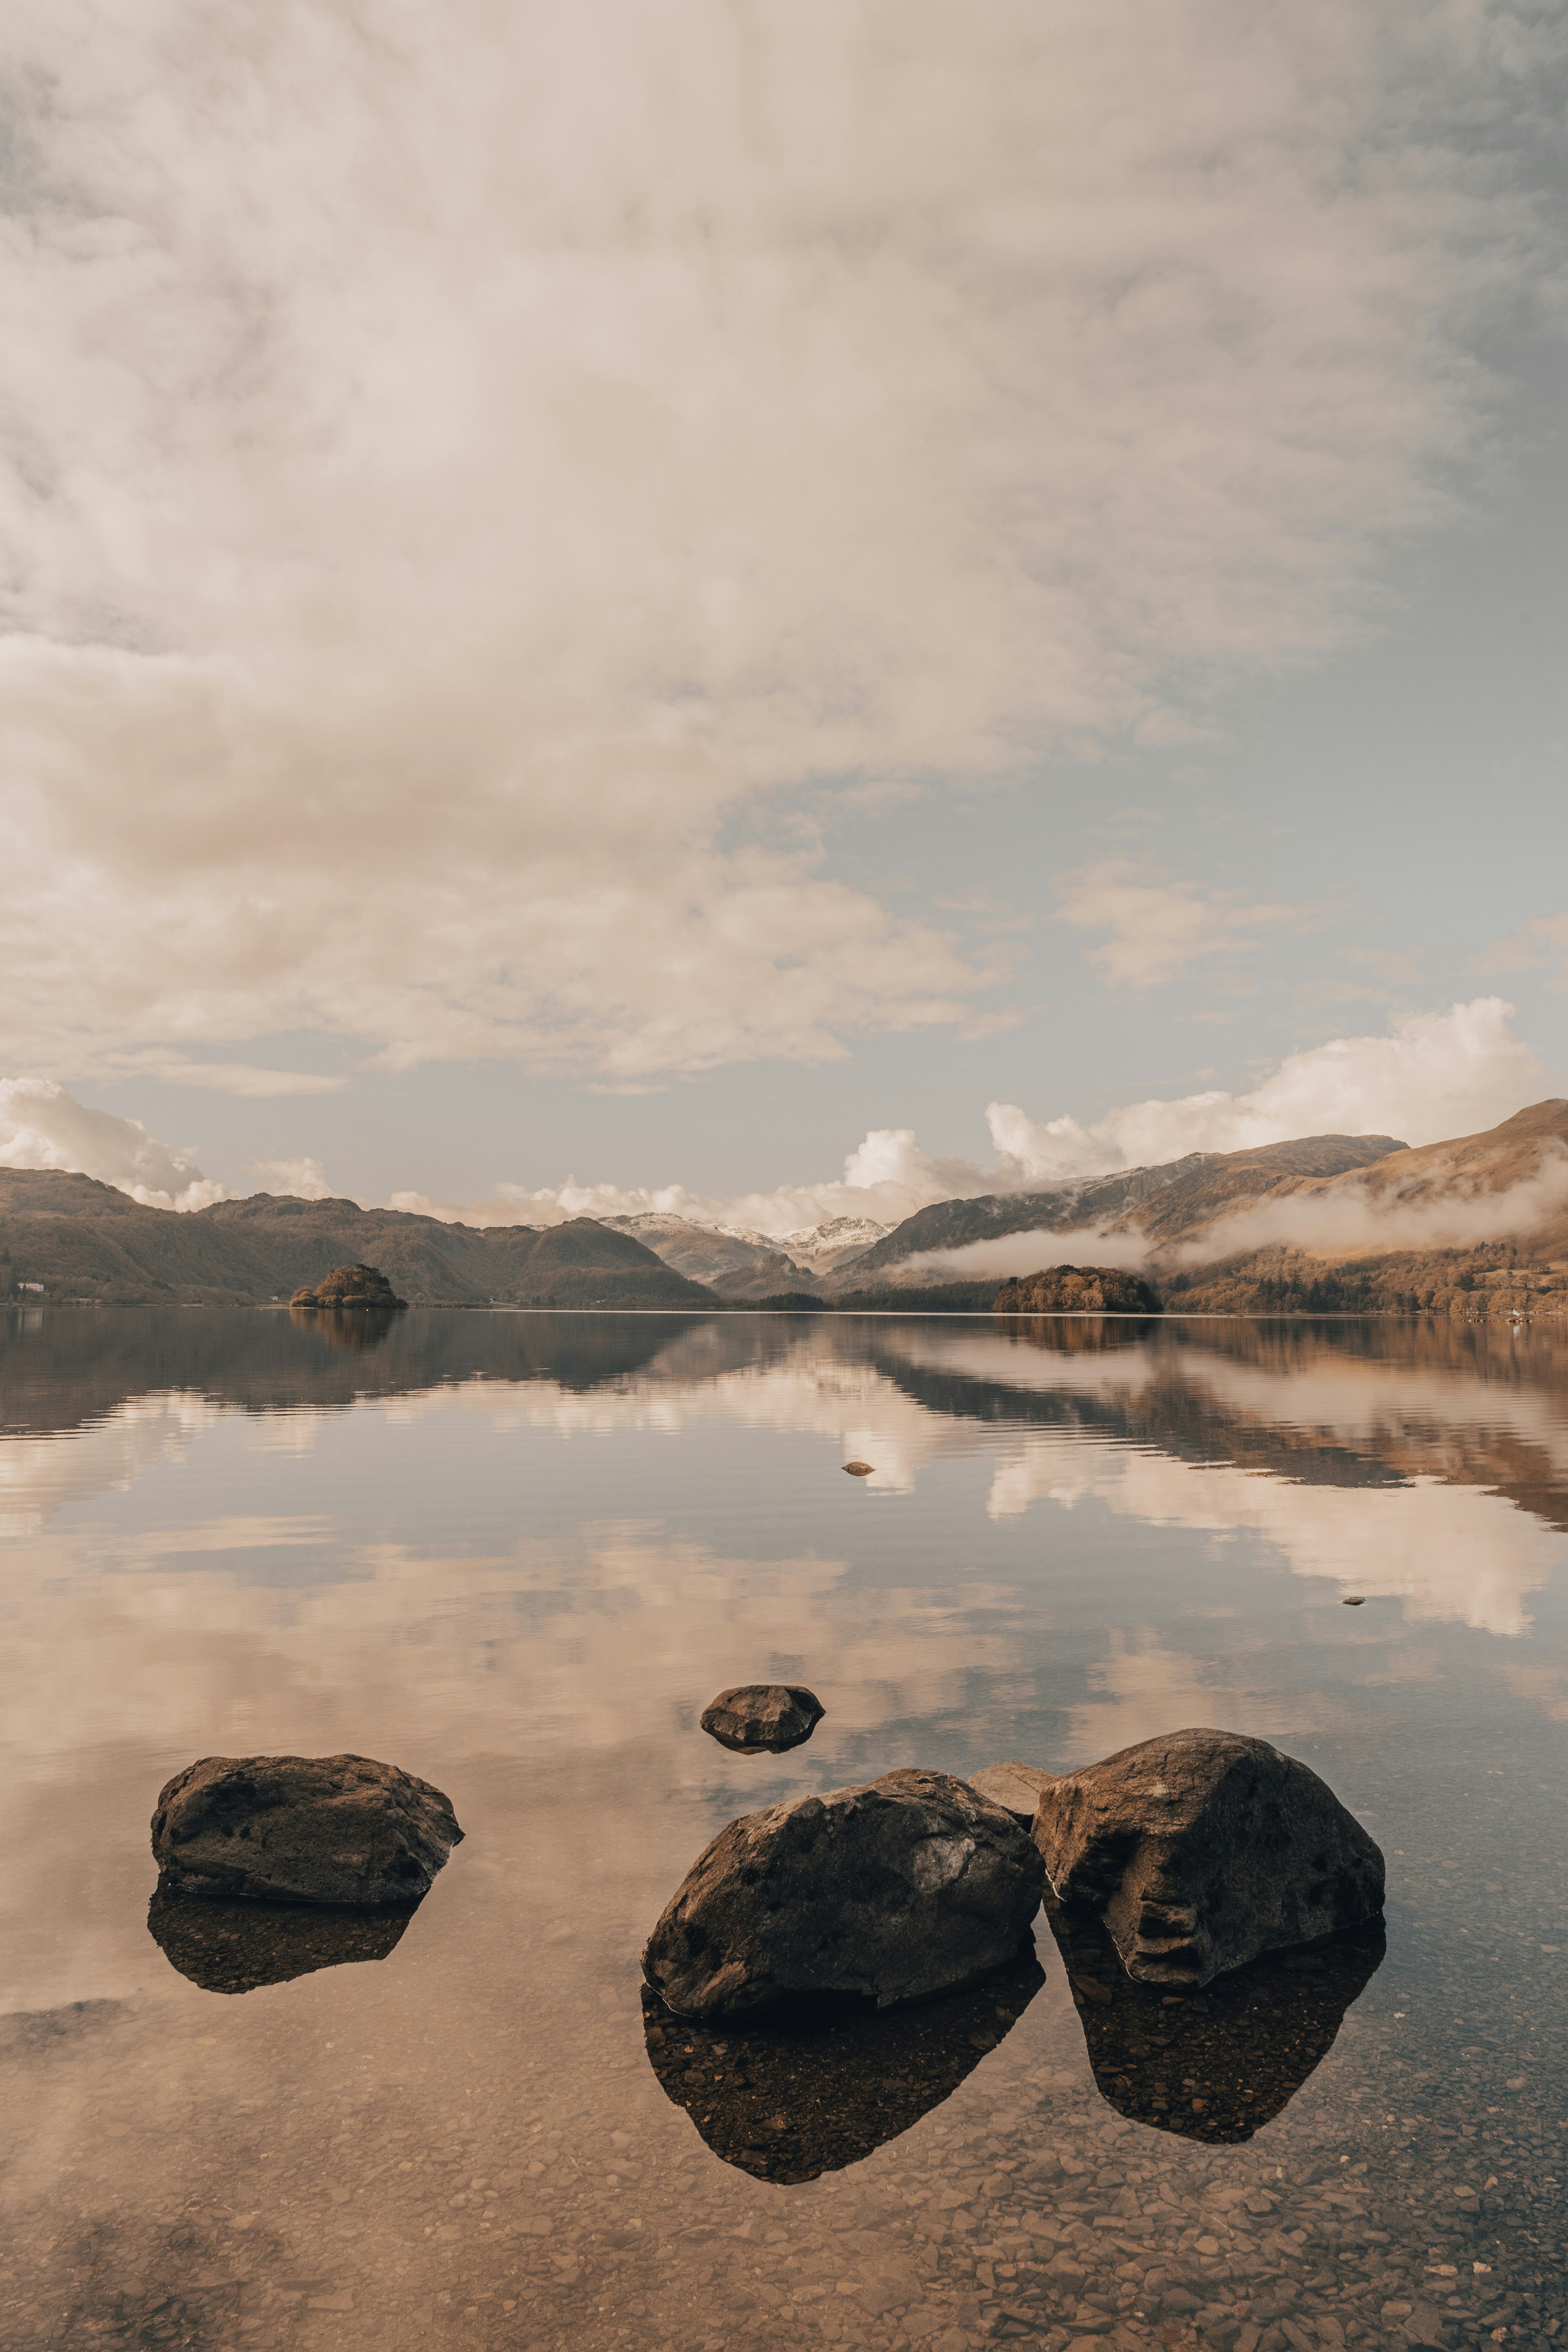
[[1, 1305, 1564, 2352]]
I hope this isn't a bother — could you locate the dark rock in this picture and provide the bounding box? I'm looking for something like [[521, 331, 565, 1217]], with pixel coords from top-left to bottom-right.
[[1343, 1594, 1367, 1605], [642, 1767, 1046, 2019], [842, 1459, 875, 1476], [289, 1262, 407, 1310], [642, 1937, 1044, 2181], [151, 1753, 463, 1907], [967, 1760, 1056, 1826], [1047, 1892, 1385, 2140], [699, 1684, 824, 1753], [147, 1883, 416, 1994], [1032, 1727, 1383, 1988]]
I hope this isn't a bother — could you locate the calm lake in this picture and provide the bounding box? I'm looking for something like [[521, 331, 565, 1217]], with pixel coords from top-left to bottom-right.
[[2, 1307, 1564, 2352]]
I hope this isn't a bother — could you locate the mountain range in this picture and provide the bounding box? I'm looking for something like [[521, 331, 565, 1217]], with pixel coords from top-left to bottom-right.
[[3, 1100, 1566, 1315], [0, 1174, 712, 1309]]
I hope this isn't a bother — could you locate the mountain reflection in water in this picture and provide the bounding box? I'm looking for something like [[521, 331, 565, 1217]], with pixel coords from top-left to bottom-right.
[[642, 1942, 1045, 2183], [1048, 1898, 1386, 2142], [146, 1884, 417, 1994]]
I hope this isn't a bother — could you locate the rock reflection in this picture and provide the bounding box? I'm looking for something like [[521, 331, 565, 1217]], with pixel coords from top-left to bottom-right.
[[1047, 1897, 1385, 2141], [147, 1884, 416, 1995], [642, 1941, 1045, 2183], [287, 1304, 401, 1352]]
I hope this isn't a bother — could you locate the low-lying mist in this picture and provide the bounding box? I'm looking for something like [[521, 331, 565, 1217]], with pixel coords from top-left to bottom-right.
[[1172, 1149, 1568, 1268]]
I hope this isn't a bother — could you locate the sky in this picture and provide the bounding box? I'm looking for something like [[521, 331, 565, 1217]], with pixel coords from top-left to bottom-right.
[[2, 0, 1566, 1229]]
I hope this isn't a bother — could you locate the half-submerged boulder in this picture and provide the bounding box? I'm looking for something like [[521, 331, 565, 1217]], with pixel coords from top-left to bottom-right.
[[1033, 1728, 1383, 1989], [151, 1753, 463, 1908], [700, 1684, 825, 1754], [643, 1768, 1045, 2020], [289, 1263, 407, 1310]]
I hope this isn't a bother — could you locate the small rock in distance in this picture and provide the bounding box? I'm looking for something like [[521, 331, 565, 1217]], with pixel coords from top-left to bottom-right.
[[842, 1460, 874, 1477]]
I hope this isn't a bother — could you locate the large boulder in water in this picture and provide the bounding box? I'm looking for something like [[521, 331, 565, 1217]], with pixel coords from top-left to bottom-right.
[[643, 1768, 1045, 2020], [1032, 1728, 1383, 1989], [151, 1753, 463, 1907], [700, 1683, 824, 1753]]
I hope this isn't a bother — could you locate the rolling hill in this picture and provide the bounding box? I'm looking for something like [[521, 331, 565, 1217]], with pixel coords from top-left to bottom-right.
[[0, 1174, 715, 1308]]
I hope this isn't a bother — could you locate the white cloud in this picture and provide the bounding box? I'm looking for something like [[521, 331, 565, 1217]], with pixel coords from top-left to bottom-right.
[[902, 1229, 1156, 1282], [252, 1156, 334, 1201], [1054, 862, 1313, 991], [391, 1125, 997, 1240], [987, 998, 1553, 1183], [0, 1076, 225, 1211], [0, 0, 1552, 1080]]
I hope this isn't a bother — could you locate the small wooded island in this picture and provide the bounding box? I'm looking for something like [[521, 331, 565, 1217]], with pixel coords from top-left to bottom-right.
[[289, 1263, 408, 1310], [993, 1265, 1161, 1314]]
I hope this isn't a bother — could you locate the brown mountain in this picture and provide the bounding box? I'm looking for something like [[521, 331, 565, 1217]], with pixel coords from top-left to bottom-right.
[[834, 1133, 1407, 1283], [1162, 1101, 1568, 1317], [0, 1173, 714, 1309], [835, 1102, 1568, 1319]]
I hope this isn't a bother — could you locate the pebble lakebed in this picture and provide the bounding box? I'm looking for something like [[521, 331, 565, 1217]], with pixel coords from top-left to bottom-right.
[[2, 1836, 1560, 2352]]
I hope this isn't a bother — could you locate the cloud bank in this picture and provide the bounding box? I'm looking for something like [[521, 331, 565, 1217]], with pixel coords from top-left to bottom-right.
[[252, 1157, 334, 1203], [4, 999, 1555, 1237], [0, 1078, 225, 1212], [396, 998, 1553, 1238], [0, 0, 1553, 1081], [987, 998, 1550, 1184]]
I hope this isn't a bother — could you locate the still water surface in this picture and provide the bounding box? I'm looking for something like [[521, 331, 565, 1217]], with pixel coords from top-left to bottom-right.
[[2, 1308, 1565, 2352]]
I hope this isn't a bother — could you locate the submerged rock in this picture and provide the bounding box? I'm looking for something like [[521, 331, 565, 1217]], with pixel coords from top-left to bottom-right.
[[151, 1753, 463, 1907], [967, 1760, 1056, 1826], [642, 1767, 1045, 2020], [289, 1263, 407, 1310], [147, 1884, 415, 1994], [1048, 1893, 1385, 2141], [699, 1684, 824, 1753], [1032, 1727, 1383, 1989], [643, 1937, 1045, 2181]]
